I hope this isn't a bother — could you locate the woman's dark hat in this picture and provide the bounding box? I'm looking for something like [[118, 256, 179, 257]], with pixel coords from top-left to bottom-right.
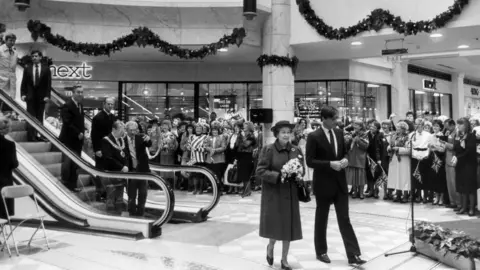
[[271, 120, 295, 132], [148, 119, 159, 125]]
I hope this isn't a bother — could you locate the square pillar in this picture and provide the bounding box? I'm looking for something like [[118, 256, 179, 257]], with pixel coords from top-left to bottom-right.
[[390, 60, 410, 119], [451, 73, 465, 120]]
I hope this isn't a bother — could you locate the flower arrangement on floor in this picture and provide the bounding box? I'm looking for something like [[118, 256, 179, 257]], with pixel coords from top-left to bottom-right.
[[280, 158, 304, 183], [295, 0, 469, 40], [26, 20, 246, 59], [414, 221, 480, 260]]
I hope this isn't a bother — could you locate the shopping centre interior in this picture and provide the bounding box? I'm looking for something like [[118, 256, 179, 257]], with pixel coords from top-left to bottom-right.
[[1, 0, 480, 269]]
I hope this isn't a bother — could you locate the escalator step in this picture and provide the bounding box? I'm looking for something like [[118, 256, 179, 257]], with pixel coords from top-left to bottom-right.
[[44, 163, 62, 178], [10, 121, 26, 132], [9, 131, 28, 142], [77, 174, 92, 187], [31, 152, 63, 165], [18, 142, 52, 153]]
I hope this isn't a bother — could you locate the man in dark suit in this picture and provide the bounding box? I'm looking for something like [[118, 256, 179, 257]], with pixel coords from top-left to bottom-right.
[[90, 97, 115, 200], [59, 86, 85, 191], [20, 50, 52, 142], [0, 117, 19, 219], [102, 120, 129, 210], [306, 106, 365, 266], [124, 121, 152, 216]]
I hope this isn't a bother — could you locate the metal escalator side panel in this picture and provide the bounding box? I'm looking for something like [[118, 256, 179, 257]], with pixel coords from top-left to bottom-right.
[[0, 90, 175, 235], [12, 170, 88, 227], [13, 142, 153, 237]]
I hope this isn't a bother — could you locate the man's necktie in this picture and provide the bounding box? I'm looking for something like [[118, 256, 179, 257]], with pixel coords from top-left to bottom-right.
[[34, 64, 40, 86], [8, 48, 13, 56], [329, 130, 336, 157], [129, 137, 137, 169]]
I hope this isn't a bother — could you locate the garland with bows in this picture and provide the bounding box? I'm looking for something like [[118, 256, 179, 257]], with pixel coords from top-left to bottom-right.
[[296, 0, 469, 40], [17, 55, 53, 68], [26, 20, 246, 59], [257, 54, 299, 74]]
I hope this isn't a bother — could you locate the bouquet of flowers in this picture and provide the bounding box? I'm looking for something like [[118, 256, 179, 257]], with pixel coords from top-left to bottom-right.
[[161, 132, 177, 152], [280, 158, 304, 183]]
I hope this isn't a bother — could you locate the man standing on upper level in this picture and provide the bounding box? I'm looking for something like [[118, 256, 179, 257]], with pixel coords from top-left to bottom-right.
[[0, 33, 18, 113], [21, 50, 52, 142]]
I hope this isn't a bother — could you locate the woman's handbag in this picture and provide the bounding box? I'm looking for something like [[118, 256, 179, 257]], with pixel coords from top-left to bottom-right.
[[228, 164, 241, 184], [297, 184, 311, 203]]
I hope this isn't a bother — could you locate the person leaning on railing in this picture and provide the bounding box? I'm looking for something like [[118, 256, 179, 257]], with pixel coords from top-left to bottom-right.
[[0, 116, 18, 219]]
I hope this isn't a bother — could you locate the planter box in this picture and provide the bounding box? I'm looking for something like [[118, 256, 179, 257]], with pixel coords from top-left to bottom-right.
[[415, 240, 475, 270]]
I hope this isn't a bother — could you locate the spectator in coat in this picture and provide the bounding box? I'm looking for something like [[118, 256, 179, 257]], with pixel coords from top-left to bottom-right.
[[0, 116, 18, 219], [256, 120, 304, 270]]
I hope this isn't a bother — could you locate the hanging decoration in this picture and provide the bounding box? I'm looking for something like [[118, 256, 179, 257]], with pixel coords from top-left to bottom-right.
[[256, 54, 299, 74], [26, 20, 247, 59], [295, 0, 469, 40], [17, 55, 53, 68]]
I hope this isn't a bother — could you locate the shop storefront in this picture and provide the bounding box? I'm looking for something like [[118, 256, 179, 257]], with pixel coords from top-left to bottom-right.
[[47, 61, 392, 122], [407, 72, 453, 118], [464, 84, 480, 117]]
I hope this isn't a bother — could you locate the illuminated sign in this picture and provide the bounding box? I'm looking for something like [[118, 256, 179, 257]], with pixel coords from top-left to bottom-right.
[[50, 62, 93, 79], [422, 79, 437, 90]]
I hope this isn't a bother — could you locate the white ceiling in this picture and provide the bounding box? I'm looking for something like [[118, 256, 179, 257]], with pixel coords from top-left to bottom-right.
[[45, 25, 480, 80]]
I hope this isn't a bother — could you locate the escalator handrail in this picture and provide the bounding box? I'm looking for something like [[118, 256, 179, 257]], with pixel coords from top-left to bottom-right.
[[0, 90, 175, 227], [149, 163, 221, 214], [52, 87, 221, 217]]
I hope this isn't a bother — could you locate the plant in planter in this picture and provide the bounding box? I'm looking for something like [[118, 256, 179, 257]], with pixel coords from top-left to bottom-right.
[[415, 222, 480, 269]]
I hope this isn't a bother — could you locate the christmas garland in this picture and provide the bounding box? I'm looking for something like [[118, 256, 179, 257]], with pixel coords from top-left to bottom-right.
[[257, 54, 299, 74], [26, 20, 246, 59], [296, 0, 469, 40], [17, 55, 53, 68]]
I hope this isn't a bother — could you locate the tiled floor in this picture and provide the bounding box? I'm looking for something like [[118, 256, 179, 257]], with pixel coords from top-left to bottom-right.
[[1, 192, 470, 270]]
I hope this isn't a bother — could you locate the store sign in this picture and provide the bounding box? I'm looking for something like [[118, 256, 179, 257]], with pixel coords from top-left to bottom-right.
[[471, 88, 479, 96], [50, 62, 93, 79], [213, 95, 236, 111], [422, 79, 437, 90], [295, 98, 321, 118]]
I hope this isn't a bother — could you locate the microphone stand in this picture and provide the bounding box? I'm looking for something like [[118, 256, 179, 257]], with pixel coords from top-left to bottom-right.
[[385, 132, 419, 257]]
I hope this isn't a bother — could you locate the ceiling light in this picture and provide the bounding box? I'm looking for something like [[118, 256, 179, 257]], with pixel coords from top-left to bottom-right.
[[415, 91, 426, 95], [351, 41, 362, 46], [430, 33, 443, 38], [458, 45, 470, 49], [367, 84, 380, 88], [218, 48, 228, 52]]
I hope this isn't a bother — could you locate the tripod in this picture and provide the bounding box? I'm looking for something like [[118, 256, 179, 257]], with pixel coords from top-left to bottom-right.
[[385, 160, 420, 257]]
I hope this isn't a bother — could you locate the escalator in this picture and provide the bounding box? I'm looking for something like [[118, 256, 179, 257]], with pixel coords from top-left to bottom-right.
[[1, 91, 175, 238], [50, 89, 221, 222]]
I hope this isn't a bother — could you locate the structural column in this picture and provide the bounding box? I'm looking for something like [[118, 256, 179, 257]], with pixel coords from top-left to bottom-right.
[[451, 73, 465, 120], [390, 60, 410, 119], [262, 0, 295, 145]]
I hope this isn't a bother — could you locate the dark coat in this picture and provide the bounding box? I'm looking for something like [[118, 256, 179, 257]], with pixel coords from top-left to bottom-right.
[[20, 63, 52, 101], [59, 98, 85, 153], [256, 140, 303, 241], [306, 127, 348, 198], [124, 134, 152, 173], [102, 134, 128, 172], [91, 110, 115, 153], [454, 133, 477, 194], [0, 135, 18, 218]]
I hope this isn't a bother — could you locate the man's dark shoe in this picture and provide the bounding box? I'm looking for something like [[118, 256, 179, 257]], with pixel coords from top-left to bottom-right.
[[348, 255, 366, 265], [317, 254, 331, 263]]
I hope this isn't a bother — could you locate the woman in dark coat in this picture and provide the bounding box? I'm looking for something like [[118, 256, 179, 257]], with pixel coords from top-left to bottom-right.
[[256, 121, 304, 270], [452, 117, 477, 216], [0, 116, 18, 219]]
